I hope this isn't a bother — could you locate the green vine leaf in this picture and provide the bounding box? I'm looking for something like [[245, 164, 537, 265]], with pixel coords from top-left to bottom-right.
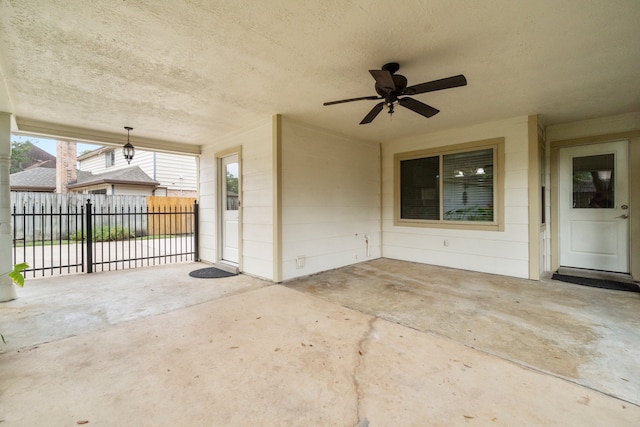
[[7, 263, 28, 287]]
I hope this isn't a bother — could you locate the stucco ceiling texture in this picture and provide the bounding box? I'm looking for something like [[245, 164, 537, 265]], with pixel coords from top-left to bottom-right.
[[1, 0, 639, 146]]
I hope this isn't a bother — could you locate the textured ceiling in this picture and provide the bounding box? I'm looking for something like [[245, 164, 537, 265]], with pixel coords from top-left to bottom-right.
[[0, 0, 639, 149]]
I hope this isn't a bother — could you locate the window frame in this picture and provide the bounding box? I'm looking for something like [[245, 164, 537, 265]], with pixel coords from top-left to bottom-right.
[[394, 137, 505, 231], [105, 149, 115, 168]]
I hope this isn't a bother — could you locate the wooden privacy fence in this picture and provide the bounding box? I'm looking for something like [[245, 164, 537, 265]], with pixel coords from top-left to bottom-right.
[[146, 196, 197, 236], [11, 193, 148, 240]]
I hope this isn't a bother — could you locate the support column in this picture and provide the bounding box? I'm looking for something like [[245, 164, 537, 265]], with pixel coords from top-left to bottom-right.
[[0, 112, 17, 301]]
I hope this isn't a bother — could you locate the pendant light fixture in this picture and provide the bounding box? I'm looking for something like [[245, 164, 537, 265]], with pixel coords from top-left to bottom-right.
[[122, 126, 135, 164]]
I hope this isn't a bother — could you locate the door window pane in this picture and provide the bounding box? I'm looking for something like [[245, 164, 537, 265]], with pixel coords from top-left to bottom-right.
[[225, 162, 239, 210], [572, 154, 614, 208]]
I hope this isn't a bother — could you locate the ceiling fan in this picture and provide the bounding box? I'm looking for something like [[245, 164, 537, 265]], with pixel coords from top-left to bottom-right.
[[323, 62, 467, 124]]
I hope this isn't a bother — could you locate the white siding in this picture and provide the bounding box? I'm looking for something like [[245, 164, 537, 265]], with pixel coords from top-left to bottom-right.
[[382, 116, 531, 278], [151, 152, 198, 194], [241, 124, 275, 279], [78, 150, 109, 172], [111, 184, 155, 196], [199, 119, 274, 280], [546, 112, 640, 141], [79, 149, 197, 193], [198, 145, 217, 266], [280, 118, 381, 281], [73, 183, 154, 196]]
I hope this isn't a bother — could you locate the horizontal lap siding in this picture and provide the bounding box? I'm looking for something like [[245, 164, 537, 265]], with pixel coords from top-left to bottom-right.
[[199, 119, 274, 280], [280, 119, 381, 280], [382, 116, 531, 278], [152, 153, 197, 193]]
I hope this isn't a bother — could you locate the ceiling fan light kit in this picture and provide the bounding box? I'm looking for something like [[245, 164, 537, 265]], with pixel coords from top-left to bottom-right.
[[323, 62, 467, 124]]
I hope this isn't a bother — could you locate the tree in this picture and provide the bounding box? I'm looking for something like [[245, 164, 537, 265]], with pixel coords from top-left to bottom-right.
[[10, 141, 32, 173], [226, 170, 238, 194]]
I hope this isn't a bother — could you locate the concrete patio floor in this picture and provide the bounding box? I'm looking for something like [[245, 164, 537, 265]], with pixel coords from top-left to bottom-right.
[[1, 259, 639, 425]]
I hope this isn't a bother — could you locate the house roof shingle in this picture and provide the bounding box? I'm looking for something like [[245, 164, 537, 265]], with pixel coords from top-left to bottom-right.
[[68, 166, 159, 189], [9, 167, 56, 191], [11, 166, 159, 192]]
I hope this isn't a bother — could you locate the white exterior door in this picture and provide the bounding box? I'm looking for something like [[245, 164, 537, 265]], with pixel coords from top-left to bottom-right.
[[559, 141, 629, 272], [221, 154, 239, 264]]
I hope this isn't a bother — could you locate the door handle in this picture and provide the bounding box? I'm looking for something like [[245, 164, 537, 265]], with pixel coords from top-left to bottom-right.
[[616, 214, 629, 219]]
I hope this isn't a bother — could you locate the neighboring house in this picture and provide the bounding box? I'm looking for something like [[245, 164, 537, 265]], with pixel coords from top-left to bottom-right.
[[67, 166, 159, 195], [77, 147, 197, 197], [10, 165, 158, 196], [10, 141, 161, 196]]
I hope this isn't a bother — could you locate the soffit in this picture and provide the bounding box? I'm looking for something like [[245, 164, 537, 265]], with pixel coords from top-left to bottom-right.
[[0, 1, 638, 147]]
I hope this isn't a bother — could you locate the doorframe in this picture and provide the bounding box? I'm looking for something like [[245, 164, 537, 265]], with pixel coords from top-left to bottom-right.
[[216, 146, 243, 271], [550, 131, 640, 280]]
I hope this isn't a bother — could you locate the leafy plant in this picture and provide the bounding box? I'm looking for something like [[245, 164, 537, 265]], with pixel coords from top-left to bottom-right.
[[5, 262, 28, 287], [444, 206, 493, 221], [69, 226, 135, 242]]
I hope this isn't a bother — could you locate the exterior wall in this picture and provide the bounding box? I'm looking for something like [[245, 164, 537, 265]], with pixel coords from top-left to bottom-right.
[[75, 183, 111, 195], [79, 149, 197, 195], [78, 150, 108, 172], [166, 189, 197, 198], [199, 119, 274, 280], [382, 116, 531, 278], [111, 184, 156, 196], [280, 118, 381, 281], [75, 183, 154, 196], [546, 112, 640, 281], [198, 146, 217, 264], [149, 152, 198, 196]]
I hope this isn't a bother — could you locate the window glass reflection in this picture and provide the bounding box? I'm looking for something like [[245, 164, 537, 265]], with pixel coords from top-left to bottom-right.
[[572, 154, 614, 208], [226, 162, 239, 210]]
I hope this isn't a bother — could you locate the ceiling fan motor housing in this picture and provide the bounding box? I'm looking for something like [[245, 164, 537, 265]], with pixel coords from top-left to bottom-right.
[[375, 74, 407, 99]]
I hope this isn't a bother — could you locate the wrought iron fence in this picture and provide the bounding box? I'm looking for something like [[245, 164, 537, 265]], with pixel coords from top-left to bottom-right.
[[11, 195, 198, 278], [12, 201, 85, 276]]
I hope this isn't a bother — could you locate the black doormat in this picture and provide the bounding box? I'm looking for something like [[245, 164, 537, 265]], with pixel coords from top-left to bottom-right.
[[189, 267, 238, 279], [552, 273, 640, 293]]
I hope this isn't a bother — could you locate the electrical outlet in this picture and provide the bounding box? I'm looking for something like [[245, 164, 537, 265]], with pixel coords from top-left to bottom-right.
[[443, 240, 449, 247], [296, 256, 305, 269]]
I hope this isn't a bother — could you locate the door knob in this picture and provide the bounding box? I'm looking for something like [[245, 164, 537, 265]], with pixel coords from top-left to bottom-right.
[[617, 214, 629, 219]]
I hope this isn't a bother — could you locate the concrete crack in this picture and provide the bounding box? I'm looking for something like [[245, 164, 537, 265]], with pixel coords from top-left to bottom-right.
[[353, 316, 376, 427]]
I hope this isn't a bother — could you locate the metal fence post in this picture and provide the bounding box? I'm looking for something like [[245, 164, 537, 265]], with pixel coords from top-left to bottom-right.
[[86, 199, 93, 273], [193, 200, 199, 261]]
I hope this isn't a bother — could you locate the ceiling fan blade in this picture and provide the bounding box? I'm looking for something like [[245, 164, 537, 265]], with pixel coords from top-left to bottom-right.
[[399, 97, 440, 118], [323, 95, 381, 106], [403, 74, 467, 95], [360, 102, 385, 124], [369, 69, 396, 91]]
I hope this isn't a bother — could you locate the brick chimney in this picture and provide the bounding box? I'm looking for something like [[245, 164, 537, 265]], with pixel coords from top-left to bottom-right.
[[56, 141, 77, 193]]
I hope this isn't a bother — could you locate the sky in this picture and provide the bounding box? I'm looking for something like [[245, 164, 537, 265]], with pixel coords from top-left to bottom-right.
[[11, 134, 102, 156]]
